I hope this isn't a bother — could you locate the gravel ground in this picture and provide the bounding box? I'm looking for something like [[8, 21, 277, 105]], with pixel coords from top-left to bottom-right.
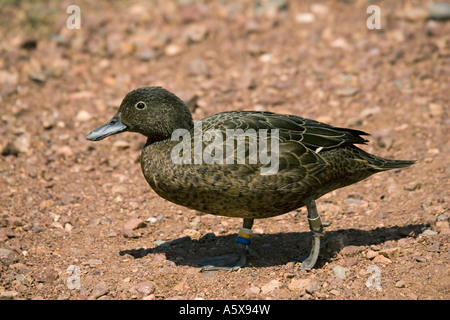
[[0, 0, 449, 300]]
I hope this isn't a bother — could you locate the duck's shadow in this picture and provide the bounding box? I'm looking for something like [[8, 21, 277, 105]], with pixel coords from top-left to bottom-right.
[[119, 224, 425, 269]]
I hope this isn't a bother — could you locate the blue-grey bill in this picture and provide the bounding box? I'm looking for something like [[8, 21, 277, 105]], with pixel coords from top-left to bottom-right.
[[86, 113, 128, 141]]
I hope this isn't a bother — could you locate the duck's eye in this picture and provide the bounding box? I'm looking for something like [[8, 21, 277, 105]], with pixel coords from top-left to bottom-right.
[[135, 101, 146, 110]]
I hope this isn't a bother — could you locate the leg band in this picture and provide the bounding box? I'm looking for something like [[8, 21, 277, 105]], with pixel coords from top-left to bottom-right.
[[236, 227, 252, 245]]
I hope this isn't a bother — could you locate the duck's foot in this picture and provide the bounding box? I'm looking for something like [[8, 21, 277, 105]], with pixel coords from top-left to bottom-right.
[[297, 197, 331, 270], [197, 218, 254, 272], [196, 248, 247, 272]]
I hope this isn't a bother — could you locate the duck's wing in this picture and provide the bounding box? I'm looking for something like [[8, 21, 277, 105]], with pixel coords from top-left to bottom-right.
[[201, 111, 368, 150], [196, 111, 369, 190]]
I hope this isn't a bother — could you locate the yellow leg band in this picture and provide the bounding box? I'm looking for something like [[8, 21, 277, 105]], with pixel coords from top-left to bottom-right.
[[238, 227, 252, 239]]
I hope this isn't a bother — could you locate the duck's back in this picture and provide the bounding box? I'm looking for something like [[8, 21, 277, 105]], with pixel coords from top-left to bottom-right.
[[140, 111, 413, 219]]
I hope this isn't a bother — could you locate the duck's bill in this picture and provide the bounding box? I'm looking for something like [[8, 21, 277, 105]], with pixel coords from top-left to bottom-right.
[[86, 113, 128, 141]]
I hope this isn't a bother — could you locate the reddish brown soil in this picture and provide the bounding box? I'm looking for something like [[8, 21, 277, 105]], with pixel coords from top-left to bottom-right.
[[0, 0, 448, 300]]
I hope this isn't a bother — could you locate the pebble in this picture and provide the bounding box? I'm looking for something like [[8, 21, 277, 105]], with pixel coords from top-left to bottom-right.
[[295, 13, 315, 24], [335, 86, 359, 97], [129, 281, 156, 295], [123, 229, 141, 238], [164, 44, 182, 56], [124, 218, 146, 230], [422, 229, 438, 236], [146, 217, 158, 224], [288, 278, 311, 292], [378, 247, 401, 259], [89, 281, 109, 300], [404, 182, 421, 191], [373, 254, 391, 264], [260, 279, 281, 294], [332, 266, 349, 280], [183, 24, 208, 43], [0, 291, 19, 300], [182, 229, 201, 239], [75, 110, 92, 122], [428, 103, 444, 117], [365, 249, 378, 260], [83, 259, 103, 267], [429, 3, 450, 20], [2, 134, 31, 156], [395, 280, 406, 288], [139, 48, 157, 62], [0, 248, 19, 266], [427, 241, 441, 252]]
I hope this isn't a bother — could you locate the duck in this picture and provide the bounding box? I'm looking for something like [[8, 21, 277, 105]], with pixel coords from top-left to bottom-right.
[[87, 86, 414, 271]]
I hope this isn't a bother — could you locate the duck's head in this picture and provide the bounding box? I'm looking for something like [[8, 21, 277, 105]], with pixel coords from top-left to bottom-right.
[[87, 87, 193, 142]]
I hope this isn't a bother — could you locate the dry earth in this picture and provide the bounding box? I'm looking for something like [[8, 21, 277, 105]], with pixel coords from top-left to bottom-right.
[[0, 0, 449, 301]]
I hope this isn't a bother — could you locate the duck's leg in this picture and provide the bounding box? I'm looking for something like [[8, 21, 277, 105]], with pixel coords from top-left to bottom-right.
[[197, 218, 254, 271], [298, 197, 331, 270]]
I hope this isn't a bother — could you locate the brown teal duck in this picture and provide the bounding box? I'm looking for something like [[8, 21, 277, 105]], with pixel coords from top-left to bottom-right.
[[87, 87, 414, 270]]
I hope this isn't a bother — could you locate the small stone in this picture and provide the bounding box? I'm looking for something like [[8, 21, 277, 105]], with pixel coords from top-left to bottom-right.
[[365, 249, 378, 260], [261, 279, 281, 294], [146, 217, 158, 224], [404, 8, 429, 21], [395, 280, 406, 288], [56, 146, 74, 157], [183, 24, 208, 43], [124, 218, 146, 230], [422, 229, 438, 236], [173, 281, 186, 292], [373, 254, 391, 264], [129, 282, 155, 295], [404, 182, 421, 191], [0, 290, 19, 300], [288, 278, 311, 292], [429, 3, 450, 20], [427, 241, 441, 252], [305, 279, 321, 294], [183, 229, 201, 239], [246, 286, 261, 295], [38, 268, 59, 283], [428, 103, 444, 117], [335, 86, 359, 97], [0, 248, 19, 265], [295, 13, 315, 24], [379, 247, 401, 259], [29, 71, 46, 83], [139, 48, 157, 61], [76, 110, 92, 122], [123, 229, 141, 238], [332, 266, 349, 280], [83, 259, 103, 267], [165, 44, 182, 56], [89, 281, 109, 299]]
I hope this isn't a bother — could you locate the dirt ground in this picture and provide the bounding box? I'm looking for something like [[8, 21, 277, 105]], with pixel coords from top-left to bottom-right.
[[0, 0, 449, 300]]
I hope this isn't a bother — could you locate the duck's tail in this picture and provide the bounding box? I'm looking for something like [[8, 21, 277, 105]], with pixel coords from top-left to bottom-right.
[[352, 146, 415, 171]]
